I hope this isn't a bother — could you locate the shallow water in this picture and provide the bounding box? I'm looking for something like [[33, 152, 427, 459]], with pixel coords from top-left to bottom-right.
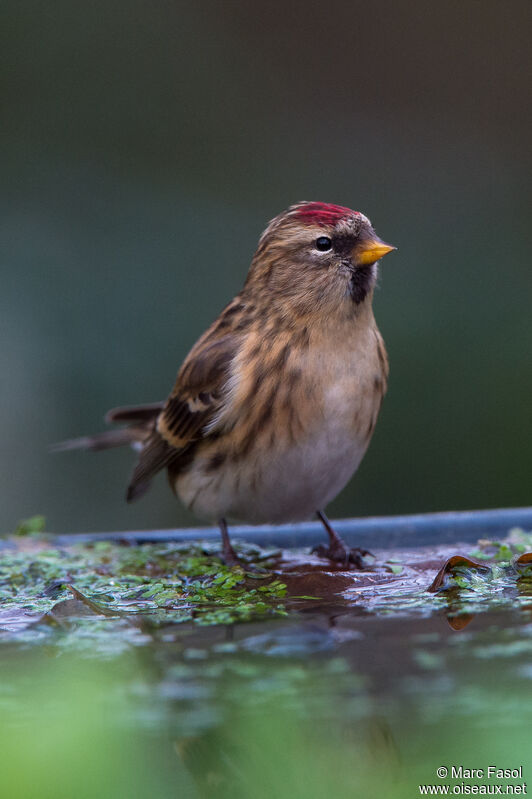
[[1, 534, 532, 797]]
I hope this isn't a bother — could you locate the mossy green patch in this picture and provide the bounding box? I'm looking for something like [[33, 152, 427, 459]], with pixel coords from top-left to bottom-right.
[[13, 514, 46, 537], [0, 538, 287, 635]]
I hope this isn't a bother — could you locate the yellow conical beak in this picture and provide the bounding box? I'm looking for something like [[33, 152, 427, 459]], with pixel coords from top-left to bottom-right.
[[352, 236, 396, 267]]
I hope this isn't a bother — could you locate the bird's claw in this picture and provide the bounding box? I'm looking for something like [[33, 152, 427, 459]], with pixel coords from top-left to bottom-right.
[[218, 550, 268, 574], [312, 543, 373, 569], [219, 550, 245, 569]]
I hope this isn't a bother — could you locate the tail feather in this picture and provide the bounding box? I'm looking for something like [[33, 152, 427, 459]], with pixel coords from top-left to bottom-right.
[[51, 428, 142, 453], [105, 402, 164, 424], [52, 401, 164, 454], [53, 401, 167, 501]]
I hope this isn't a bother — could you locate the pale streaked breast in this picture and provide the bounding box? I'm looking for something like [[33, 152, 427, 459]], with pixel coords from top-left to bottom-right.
[[175, 319, 386, 524]]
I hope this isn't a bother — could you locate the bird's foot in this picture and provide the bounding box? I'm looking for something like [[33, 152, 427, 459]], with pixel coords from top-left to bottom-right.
[[219, 547, 245, 569], [312, 542, 374, 569], [218, 547, 268, 574]]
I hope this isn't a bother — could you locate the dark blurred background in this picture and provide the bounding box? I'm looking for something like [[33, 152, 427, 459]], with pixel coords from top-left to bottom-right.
[[1, 0, 531, 534]]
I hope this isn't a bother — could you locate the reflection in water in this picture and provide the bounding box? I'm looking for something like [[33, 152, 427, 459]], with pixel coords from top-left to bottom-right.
[[174, 713, 402, 798], [163, 604, 532, 797], [1, 607, 532, 797], [446, 612, 475, 631]]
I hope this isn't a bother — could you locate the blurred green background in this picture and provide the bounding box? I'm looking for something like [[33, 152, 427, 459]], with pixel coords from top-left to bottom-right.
[[3, 647, 532, 799], [1, 0, 531, 534]]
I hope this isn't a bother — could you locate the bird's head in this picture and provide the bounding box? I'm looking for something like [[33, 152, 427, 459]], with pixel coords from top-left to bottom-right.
[[245, 201, 395, 319]]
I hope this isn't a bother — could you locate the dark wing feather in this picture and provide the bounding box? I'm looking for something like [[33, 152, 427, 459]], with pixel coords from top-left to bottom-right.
[[126, 332, 240, 501], [126, 436, 178, 501], [105, 402, 165, 424], [157, 334, 237, 446]]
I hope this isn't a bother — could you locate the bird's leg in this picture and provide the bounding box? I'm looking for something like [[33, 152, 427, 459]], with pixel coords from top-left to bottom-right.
[[218, 519, 268, 573], [312, 510, 373, 569], [218, 518, 242, 567]]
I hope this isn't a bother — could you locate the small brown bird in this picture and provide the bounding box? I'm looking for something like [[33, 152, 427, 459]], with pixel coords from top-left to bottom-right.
[[56, 202, 395, 566]]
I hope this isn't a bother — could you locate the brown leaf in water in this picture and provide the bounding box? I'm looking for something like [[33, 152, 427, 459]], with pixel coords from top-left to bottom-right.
[[446, 613, 475, 631], [48, 598, 101, 619], [427, 555, 491, 593], [512, 552, 532, 585], [65, 584, 119, 617], [514, 552, 532, 567]]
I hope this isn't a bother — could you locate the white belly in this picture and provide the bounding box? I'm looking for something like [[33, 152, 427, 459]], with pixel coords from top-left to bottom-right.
[[176, 381, 374, 525], [232, 420, 367, 524]]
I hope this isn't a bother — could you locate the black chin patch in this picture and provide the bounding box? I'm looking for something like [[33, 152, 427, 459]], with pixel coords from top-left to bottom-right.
[[349, 265, 374, 304]]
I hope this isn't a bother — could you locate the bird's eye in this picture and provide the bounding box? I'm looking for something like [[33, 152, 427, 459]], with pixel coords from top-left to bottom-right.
[[315, 236, 332, 252]]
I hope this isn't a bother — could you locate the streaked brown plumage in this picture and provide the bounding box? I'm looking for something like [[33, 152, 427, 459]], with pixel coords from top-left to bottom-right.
[[55, 202, 395, 567]]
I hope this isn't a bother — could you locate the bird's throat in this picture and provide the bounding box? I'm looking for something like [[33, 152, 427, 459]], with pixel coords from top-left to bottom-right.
[[349, 265, 375, 305]]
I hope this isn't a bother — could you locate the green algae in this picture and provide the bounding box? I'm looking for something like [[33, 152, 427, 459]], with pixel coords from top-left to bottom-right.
[[0, 537, 287, 633], [13, 514, 47, 537], [3, 517, 532, 651]]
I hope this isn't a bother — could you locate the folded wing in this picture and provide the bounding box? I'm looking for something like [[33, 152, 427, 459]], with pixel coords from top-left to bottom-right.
[[126, 332, 240, 501]]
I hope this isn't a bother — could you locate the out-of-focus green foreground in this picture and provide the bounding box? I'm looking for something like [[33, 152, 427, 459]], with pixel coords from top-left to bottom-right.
[[1, 652, 530, 799]]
